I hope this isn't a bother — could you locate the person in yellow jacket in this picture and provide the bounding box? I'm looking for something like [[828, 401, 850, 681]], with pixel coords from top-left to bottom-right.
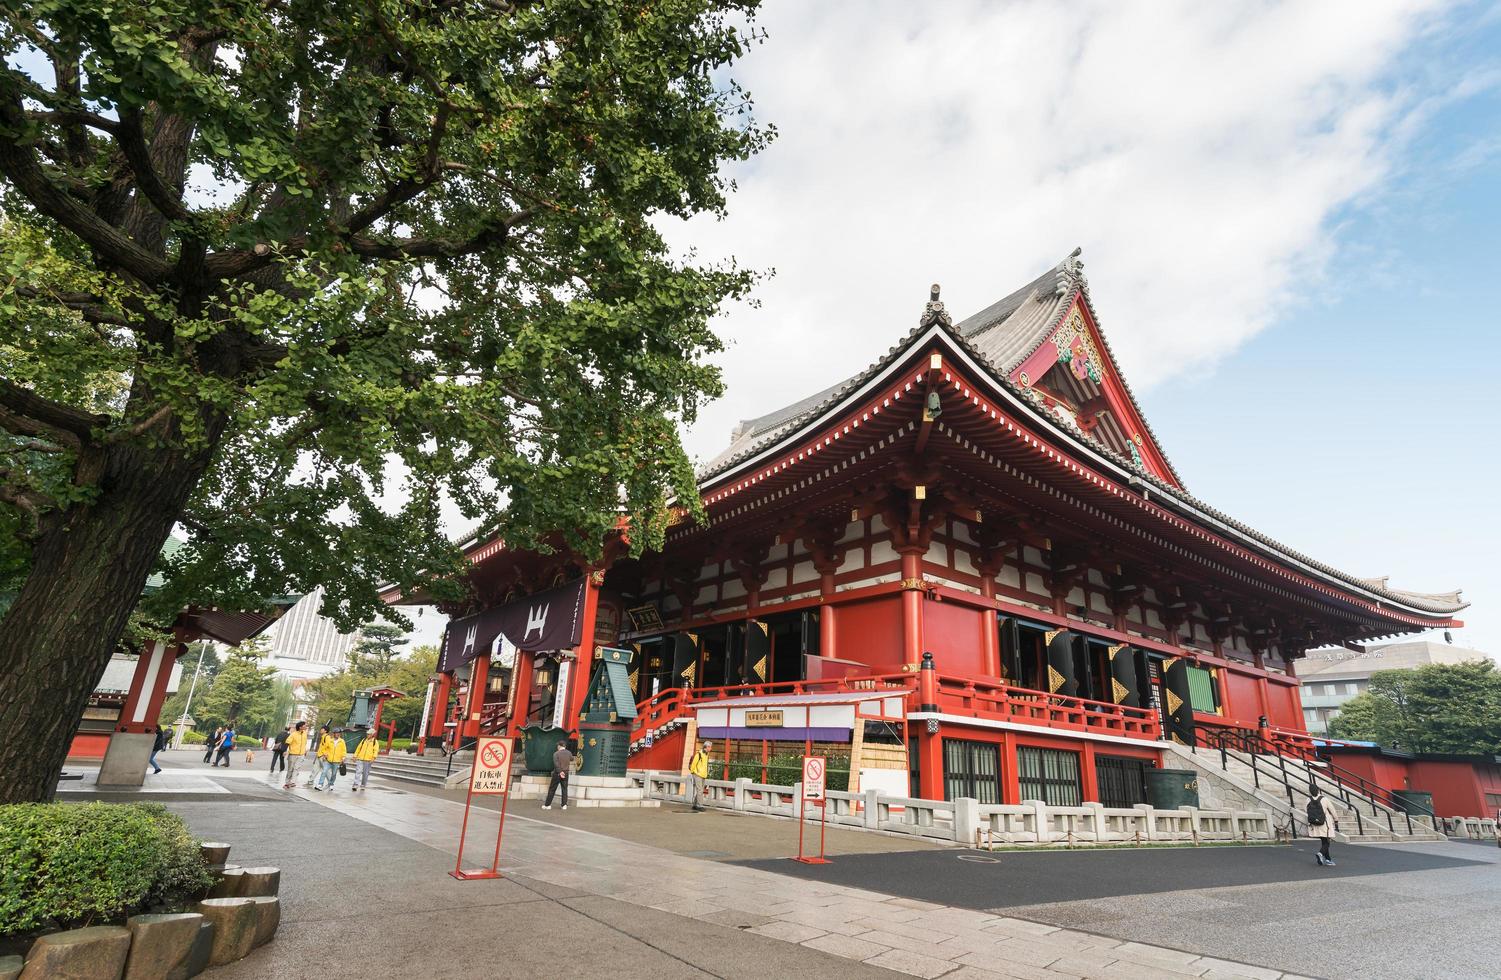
[[351, 730, 380, 792], [282, 721, 311, 790], [313, 726, 347, 791], [687, 740, 711, 812]]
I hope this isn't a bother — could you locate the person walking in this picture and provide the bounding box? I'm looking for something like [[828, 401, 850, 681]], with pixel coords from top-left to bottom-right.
[[203, 727, 222, 764], [307, 724, 331, 787], [687, 739, 711, 812], [148, 727, 167, 775], [543, 740, 573, 811], [314, 727, 346, 791], [283, 721, 310, 789], [351, 729, 380, 792], [213, 725, 236, 767], [1307, 786, 1343, 866], [269, 726, 290, 774]]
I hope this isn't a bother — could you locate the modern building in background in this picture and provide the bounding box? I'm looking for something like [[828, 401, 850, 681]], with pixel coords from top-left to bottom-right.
[[263, 586, 362, 682], [1300, 639, 1491, 733]]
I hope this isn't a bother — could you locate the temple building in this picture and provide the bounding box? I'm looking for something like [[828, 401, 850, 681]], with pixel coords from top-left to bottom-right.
[[393, 250, 1466, 808]]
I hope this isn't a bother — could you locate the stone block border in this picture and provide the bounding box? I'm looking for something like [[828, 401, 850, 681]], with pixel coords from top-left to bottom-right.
[[9, 843, 281, 980]]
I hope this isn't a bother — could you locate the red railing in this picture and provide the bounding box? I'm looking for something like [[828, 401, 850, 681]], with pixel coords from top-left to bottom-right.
[[931, 675, 1160, 740], [630, 672, 1161, 743]]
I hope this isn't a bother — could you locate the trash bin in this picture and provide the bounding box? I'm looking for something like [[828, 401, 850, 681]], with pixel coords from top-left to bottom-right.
[[1390, 789, 1435, 816], [1146, 768, 1200, 809], [578, 724, 629, 777], [521, 723, 566, 774]]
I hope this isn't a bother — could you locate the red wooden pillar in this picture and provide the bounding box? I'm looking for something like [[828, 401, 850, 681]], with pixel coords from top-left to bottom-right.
[[562, 573, 602, 734], [118, 635, 182, 734], [507, 651, 534, 737], [817, 563, 838, 660], [1080, 744, 1099, 803], [1001, 731, 1020, 804], [427, 672, 454, 742], [899, 547, 925, 667], [461, 656, 489, 741], [914, 650, 943, 799], [978, 571, 1000, 679]]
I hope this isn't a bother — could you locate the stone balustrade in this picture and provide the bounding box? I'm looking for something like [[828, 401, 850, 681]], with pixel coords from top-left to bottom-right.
[[633, 770, 1274, 847]]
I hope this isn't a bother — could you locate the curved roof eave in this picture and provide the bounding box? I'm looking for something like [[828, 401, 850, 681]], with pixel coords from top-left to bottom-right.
[[696, 322, 1464, 623]]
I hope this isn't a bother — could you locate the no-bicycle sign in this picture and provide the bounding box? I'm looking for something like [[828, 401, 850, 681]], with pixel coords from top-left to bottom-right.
[[802, 754, 826, 802], [471, 736, 512, 795]]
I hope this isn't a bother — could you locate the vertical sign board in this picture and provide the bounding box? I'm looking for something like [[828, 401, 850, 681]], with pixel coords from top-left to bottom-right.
[[450, 736, 513, 880], [471, 737, 512, 794], [552, 660, 573, 727], [802, 755, 826, 801], [795, 755, 830, 865]]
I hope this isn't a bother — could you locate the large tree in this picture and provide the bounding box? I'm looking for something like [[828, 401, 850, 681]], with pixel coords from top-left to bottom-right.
[[1327, 661, 1501, 756], [0, 0, 767, 802]]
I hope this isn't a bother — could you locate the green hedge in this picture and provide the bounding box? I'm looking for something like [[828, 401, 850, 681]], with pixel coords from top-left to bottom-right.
[[179, 730, 206, 744], [0, 803, 214, 938], [721, 753, 851, 792]]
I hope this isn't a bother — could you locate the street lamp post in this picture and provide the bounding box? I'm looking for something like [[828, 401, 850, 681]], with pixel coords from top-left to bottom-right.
[[173, 648, 207, 750]]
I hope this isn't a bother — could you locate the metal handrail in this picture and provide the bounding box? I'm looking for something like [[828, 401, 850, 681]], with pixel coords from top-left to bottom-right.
[[1195, 727, 1434, 838]]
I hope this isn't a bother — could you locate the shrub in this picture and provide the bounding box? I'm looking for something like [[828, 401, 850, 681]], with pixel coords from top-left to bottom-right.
[[387, 738, 412, 752], [235, 735, 261, 749], [179, 730, 207, 744], [0, 803, 213, 938], [724, 753, 850, 792]]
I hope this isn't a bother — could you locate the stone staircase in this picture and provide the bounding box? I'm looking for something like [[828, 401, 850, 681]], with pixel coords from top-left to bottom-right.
[[1164, 742, 1445, 843], [367, 750, 472, 789]]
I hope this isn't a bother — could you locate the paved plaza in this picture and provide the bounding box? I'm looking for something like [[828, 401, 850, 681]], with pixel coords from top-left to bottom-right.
[[64, 750, 1501, 980]]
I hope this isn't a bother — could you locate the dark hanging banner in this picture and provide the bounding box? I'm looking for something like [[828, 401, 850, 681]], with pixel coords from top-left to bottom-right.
[[439, 578, 589, 673], [672, 632, 700, 689], [1045, 629, 1077, 697], [999, 617, 1022, 684], [1161, 656, 1196, 744], [1108, 644, 1141, 708], [745, 620, 770, 684]]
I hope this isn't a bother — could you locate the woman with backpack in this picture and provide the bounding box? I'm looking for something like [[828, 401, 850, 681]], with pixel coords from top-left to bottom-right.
[[1307, 786, 1343, 866]]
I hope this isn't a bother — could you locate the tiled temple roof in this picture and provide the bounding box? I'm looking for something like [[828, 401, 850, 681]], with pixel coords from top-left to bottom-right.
[[695, 251, 1465, 618]]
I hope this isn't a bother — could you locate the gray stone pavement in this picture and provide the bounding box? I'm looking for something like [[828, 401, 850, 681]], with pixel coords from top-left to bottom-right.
[[73, 753, 1500, 979], [255, 773, 1305, 980]]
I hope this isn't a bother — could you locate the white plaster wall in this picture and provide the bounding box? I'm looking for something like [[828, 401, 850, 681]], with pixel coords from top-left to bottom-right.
[[791, 560, 817, 584], [1025, 572, 1047, 597], [837, 519, 862, 545], [721, 578, 746, 601], [951, 521, 976, 546], [999, 565, 1021, 588], [869, 538, 898, 568], [954, 548, 978, 579]]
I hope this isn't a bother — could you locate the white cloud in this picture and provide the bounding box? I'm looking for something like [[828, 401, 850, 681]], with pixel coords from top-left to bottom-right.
[[670, 0, 1459, 462]]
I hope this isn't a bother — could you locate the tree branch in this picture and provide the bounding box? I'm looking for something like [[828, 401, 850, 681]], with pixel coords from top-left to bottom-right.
[[0, 379, 108, 447], [0, 92, 173, 284], [115, 109, 194, 223], [104, 404, 174, 444]]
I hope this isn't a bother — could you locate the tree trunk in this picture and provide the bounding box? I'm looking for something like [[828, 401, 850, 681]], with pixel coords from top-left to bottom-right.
[[0, 439, 215, 804]]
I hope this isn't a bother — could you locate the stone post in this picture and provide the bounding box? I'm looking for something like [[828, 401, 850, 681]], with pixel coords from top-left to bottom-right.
[[864, 788, 882, 830], [953, 797, 980, 846], [1135, 803, 1157, 840], [1084, 801, 1106, 842], [734, 777, 751, 811], [1026, 799, 1049, 844]]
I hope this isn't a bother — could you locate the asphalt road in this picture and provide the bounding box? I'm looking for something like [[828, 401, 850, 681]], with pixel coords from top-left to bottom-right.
[[736, 840, 1488, 909]]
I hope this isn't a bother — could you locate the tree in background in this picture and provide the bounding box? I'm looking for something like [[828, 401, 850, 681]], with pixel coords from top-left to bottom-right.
[[154, 641, 220, 730], [0, 0, 768, 802], [304, 643, 439, 738], [379, 645, 440, 738], [1327, 661, 1501, 756], [347, 624, 409, 680], [192, 638, 281, 737]]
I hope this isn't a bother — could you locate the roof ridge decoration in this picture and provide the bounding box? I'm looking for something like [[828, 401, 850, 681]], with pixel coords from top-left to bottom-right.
[[920, 283, 953, 329]]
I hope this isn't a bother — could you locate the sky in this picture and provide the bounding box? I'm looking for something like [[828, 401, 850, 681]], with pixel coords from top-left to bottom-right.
[[650, 0, 1501, 655]]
